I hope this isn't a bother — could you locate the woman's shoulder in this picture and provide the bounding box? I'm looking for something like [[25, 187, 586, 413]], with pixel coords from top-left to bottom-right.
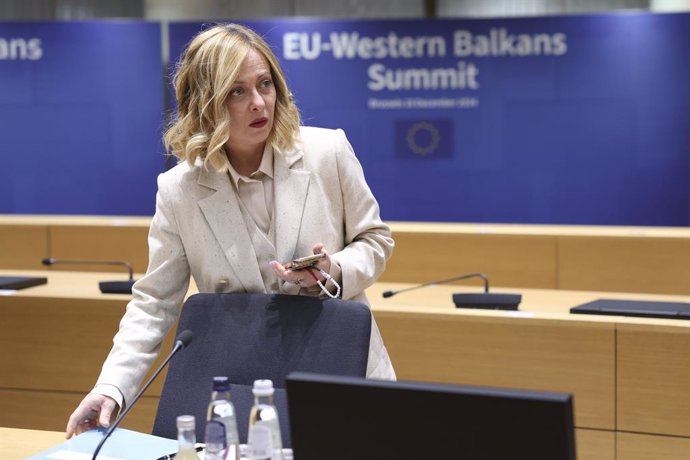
[[157, 159, 200, 190], [297, 126, 349, 154], [299, 125, 337, 136], [298, 125, 347, 138]]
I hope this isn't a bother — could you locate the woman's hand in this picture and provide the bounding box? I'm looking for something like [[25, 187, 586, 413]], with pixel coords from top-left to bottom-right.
[[270, 243, 331, 288], [65, 393, 119, 438]]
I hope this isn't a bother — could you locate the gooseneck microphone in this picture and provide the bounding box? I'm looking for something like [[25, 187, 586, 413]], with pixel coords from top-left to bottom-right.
[[382, 272, 491, 298], [383, 272, 522, 311], [91, 329, 193, 460], [41, 257, 136, 294]]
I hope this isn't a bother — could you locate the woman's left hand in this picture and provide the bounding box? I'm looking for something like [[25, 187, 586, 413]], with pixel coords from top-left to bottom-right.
[[270, 243, 331, 288]]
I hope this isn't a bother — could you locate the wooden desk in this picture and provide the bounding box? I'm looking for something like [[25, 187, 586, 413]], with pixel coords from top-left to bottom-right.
[[368, 282, 690, 460], [0, 269, 177, 435], [0, 427, 65, 460], [2, 270, 690, 460]]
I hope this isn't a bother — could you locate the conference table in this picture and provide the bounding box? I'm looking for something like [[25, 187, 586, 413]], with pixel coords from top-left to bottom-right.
[[369, 282, 690, 460], [1, 269, 690, 460]]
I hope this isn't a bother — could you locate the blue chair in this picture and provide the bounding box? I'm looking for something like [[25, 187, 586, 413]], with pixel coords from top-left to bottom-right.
[[152, 292, 372, 446]]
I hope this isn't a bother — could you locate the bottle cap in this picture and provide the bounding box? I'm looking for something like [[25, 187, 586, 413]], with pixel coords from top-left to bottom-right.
[[176, 415, 195, 430], [212, 376, 230, 391], [252, 379, 274, 397]]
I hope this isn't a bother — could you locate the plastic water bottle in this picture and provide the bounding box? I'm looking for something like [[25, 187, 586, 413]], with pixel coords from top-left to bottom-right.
[[175, 415, 201, 460], [206, 376, 241, 460], [247, 379, 283, 460], [204, 420, 227, 460]]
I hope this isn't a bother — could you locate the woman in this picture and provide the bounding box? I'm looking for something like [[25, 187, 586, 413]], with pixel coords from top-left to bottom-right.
[[66, 23, 395, 437]]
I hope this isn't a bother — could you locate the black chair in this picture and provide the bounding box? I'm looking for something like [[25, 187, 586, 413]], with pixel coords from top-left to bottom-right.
[[152, 292, 372, 446]]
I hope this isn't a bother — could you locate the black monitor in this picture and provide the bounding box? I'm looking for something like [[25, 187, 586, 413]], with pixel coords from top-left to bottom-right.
[[286, 372, 576, 460]]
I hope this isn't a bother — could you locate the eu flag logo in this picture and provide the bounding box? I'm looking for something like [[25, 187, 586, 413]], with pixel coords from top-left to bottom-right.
[[395, 119, 453, 159]]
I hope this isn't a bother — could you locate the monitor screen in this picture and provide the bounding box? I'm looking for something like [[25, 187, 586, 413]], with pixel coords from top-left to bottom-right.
[[286, 372, 576, 460]]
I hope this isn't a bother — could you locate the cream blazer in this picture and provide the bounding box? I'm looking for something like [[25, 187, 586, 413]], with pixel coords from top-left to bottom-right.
[[96, 127, 396, 405]]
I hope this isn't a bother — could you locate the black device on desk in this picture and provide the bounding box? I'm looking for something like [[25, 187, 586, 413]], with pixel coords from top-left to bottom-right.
[[0, 275, 47, 290], [571, 298, 690, 320], [286, 372, 576, 460]]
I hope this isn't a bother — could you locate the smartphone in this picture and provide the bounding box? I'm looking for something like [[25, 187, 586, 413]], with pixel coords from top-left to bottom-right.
[[287, 253, 326, 270]]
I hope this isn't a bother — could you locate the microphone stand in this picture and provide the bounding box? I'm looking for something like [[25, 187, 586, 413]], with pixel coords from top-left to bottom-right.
[[91, 330, 193, 460], [382, 272, 490, 298], [383, 272, 522, 311], [41, 257, 136, 294]]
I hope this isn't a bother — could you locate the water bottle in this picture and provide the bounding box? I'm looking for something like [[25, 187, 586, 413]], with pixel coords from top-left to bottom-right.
[[204, 420, 227, 460], [247, 379, 283, 460], [206, 376, 241, 460], [175, 415, 201, 460]]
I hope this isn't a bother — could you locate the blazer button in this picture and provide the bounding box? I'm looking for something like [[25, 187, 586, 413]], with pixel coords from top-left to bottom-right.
[[215, 278, 230, 293]]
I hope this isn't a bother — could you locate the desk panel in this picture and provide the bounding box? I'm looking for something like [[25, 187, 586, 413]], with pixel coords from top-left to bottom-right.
[[617, 432, 690, 460], [576, 429, 615, 460], [0, 224, 48, 269], [373, 310, 616, 430], [0, 296, 125, 392], [0, 270, 177, 437], [617, 324, 690, 437], [381, 230, 557, 288], [0, 389, 158, 434], [558, 236, 690, 295], [50, 224, 149, 274], [4, 217, 689, 295], [0, 294, 175, 396]]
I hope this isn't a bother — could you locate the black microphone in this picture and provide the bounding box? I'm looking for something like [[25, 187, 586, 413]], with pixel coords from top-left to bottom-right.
[[41, 257, 136, 294], [91, 329, 193, 460], [382, 272, 522, 311]]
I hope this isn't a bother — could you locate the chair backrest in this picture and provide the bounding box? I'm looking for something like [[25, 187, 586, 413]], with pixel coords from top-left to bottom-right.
[[152, 292, 372, 446]]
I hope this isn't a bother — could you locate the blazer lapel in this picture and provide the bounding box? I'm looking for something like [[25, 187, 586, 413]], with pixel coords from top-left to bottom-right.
[[197, 166, 265, 293], [274, 146, 310, 264]]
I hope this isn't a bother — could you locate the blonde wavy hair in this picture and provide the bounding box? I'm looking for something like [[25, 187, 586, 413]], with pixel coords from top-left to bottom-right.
[[164, 23, 301, 170]]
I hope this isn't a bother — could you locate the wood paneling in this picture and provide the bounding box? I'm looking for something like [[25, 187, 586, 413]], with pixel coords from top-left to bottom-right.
[[617, 432, 690, 460], [558, 236, 690, 295], [576, 429, 615, 460], [0, 225, 48, 269], [385, 222, 690, 295], [50, 225, 149, 274], [0, 389, 159, 434], [617, 324, 690, 437], [0, 294, 175, 396], [382, 230, 558, 288], [374, 310, 616, 430], [4, 267, 690, 459], [0, 215, 151, 273], [0, 271, 179, 436], [3, 217, 689, 294]]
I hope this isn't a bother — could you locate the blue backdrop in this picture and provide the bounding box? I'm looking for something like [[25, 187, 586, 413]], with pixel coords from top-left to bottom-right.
[[2, 15, 689, 225], [0, 21, 163, 215], [170, 14, 690, 226]]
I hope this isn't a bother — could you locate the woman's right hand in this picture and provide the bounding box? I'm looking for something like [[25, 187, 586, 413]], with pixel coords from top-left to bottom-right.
[[270, 243, 332, 288], [65, 393, 119, 438]]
